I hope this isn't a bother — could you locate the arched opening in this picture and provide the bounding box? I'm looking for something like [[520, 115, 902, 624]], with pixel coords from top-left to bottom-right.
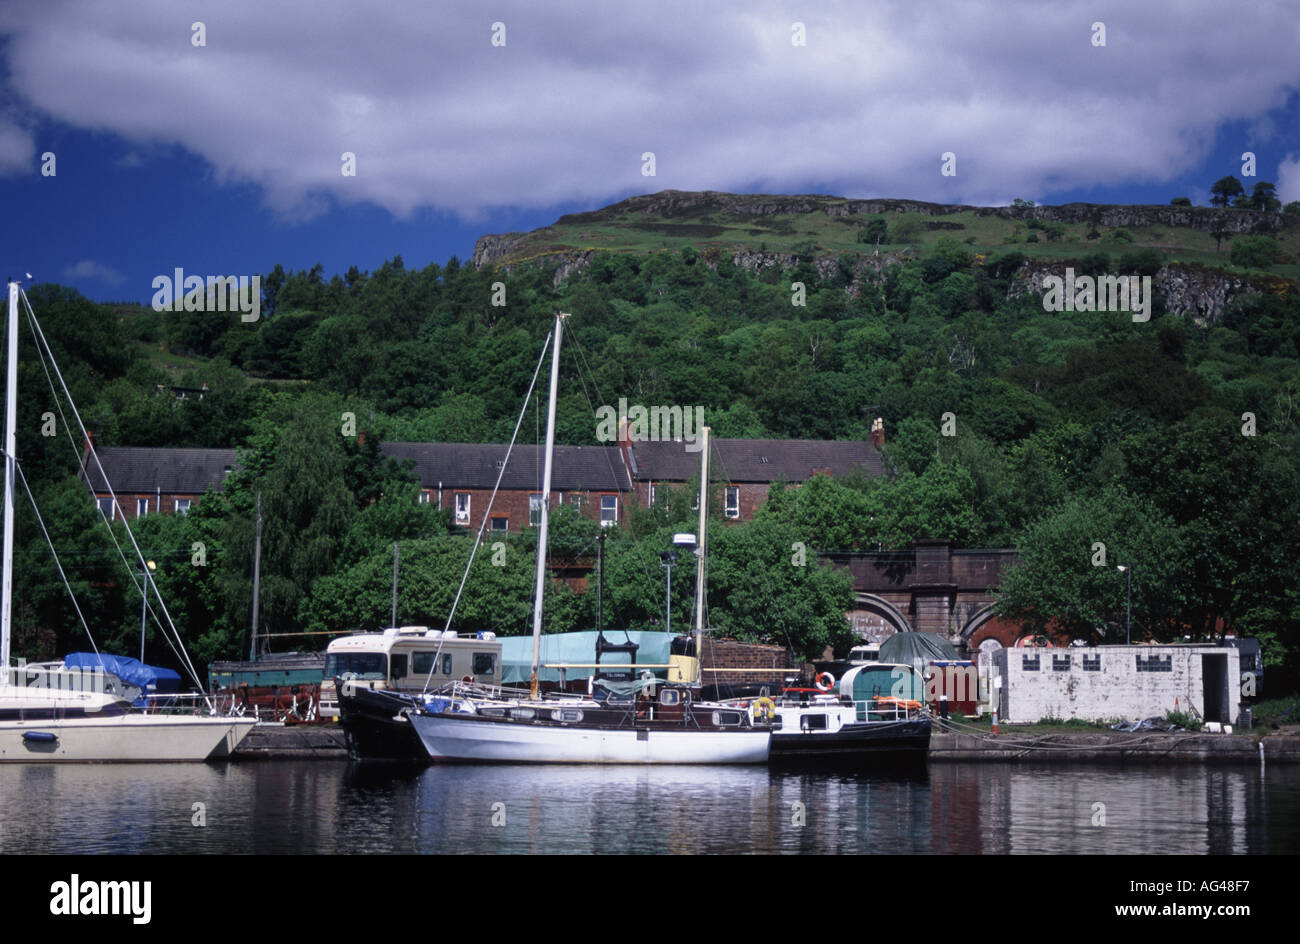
[[849, 593, 913, 641]]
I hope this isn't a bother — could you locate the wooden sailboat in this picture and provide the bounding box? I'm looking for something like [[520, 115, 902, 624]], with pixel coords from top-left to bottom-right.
[[405, 313, 771, 764]]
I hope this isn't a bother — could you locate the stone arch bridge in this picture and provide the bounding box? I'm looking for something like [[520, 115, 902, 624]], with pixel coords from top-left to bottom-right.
[[821, 540, 1025, 656]]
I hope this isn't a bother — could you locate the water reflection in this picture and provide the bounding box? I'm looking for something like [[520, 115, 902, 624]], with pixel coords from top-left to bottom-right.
[[0, 761, 1294, 855]]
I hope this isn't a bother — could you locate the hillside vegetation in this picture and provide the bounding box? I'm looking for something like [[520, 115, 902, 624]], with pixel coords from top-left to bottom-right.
[[12, 192, 1300, 686]]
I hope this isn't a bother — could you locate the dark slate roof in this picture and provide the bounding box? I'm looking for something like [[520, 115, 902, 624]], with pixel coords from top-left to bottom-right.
[[629, 437, 885, 483], [382, 442, 631, 492], [82, 447, 238, 494]]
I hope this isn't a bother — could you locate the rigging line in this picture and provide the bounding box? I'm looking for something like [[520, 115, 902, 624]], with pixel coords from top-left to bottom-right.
[[21, 319, 195, 690], [21, 291, 210, 703], [422, 328, 553, 695], [13, 458, 100, 657], [20, 323, 192, 670]]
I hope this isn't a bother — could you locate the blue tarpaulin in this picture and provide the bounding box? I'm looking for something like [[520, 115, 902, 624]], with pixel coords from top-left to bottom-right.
[[64, 652, 182, 703]]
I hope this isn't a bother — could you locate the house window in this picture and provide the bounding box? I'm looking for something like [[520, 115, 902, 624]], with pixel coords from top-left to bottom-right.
[[136, 498, 149, 516], [649, 484, 661, 507], [98, 497, 115, 520], [1052, 655, 1072, 672], [417, 491, 431, 504], [600, 495, 618, 527], [454, 493, 470, 522], [490, 517, 508, 532], [175, 499, 192, 516], [1083, 655, 1102, 672], [1022, 655, 1040, 672], [570, 493, 583, 510], [724, 486, 740, 519], [529, 494, 544, 526]]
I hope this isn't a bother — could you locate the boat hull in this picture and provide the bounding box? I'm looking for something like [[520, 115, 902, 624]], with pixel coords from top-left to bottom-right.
[[0, 715, 257, 763], [338, 687, 426, 762], [410, 711, 770, 765], [769, 718, 931, 768]]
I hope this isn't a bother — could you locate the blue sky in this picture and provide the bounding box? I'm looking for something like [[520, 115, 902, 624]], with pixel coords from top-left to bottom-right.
[[1, 0, 1298, 303]]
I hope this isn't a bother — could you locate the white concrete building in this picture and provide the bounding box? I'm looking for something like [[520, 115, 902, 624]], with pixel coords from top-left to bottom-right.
[[992, 645, 1241, 725]]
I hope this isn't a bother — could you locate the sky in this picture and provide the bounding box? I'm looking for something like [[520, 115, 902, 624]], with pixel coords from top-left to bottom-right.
[[0, 0, 1298, 303]]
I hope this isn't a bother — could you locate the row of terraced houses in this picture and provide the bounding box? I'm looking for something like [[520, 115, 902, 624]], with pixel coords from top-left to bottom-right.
[[81, 424, 890, 531]]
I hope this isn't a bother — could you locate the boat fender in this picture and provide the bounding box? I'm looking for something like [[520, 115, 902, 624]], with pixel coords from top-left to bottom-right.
[[814, 671, 836, 692], [23, 731, 58, 743]]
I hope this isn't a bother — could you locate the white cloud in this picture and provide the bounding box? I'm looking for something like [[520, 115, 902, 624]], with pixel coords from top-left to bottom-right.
[[1278, 155, 1300, 205], [63, 259, 126, 285], [0, 117, 35, 176], [2, 0, 1299, 218]]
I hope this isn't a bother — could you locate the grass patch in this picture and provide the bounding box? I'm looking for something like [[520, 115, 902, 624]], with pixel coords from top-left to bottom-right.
[[1251, 695, 1300, 728]]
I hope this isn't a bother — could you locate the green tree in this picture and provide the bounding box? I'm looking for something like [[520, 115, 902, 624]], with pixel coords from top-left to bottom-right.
[[1210, 176, 1245, 208], [1230, 235, 1279, 269], [995, 488, 1189, 641], [1170, 196, 1192, 206], [1247, 181, 1281, 212], [858, 218, 888, 245]]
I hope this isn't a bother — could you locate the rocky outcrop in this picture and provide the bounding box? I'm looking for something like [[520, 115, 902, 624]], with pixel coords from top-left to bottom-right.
[[471, 231, 532, 268], [1008, 261, 1265, 323]]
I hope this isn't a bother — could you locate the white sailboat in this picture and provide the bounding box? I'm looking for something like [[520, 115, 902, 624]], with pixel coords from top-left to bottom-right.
[[406, 313, 770, 764], [0, 279, 255, 762]]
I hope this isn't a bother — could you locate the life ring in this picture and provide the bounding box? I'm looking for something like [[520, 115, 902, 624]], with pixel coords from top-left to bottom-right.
[[752, 697, 776, 722], [814, 671, 836, 692]]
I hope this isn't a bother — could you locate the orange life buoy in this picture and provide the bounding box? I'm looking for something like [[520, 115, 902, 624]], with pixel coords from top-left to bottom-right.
[[814, 671, 836, 692]]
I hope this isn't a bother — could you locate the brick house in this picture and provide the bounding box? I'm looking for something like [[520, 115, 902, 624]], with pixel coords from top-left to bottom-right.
[[380, 442, 632, 534], [619, 432, 887, 522], [81, 446, 237, 520]]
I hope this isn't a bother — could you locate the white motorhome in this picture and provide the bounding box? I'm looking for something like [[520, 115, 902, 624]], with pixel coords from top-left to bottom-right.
[[319, 626, 502, 719]]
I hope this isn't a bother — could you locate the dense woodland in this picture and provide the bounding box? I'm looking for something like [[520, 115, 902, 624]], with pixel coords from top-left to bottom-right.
[[10, 231, 1300, 689]]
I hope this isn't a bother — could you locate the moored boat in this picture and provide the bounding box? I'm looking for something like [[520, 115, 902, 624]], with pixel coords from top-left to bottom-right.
[[738, 663, 932, 768], [0, 280, 254, 763]]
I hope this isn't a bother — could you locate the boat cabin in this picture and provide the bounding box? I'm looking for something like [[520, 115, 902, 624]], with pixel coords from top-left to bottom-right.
[[319, 627, 503, 719]]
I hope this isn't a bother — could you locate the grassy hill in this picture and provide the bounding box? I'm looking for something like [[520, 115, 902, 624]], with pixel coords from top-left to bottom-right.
[[474, 190, 1300, 281]]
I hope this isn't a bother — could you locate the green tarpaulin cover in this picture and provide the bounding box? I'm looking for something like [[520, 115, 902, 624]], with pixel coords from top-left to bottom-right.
[[878, 631, 959, 666]]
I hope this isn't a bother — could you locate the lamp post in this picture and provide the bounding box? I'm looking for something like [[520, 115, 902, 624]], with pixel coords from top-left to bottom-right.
[[1116, 564, 1132, 644], [140, 559, 156, 661]]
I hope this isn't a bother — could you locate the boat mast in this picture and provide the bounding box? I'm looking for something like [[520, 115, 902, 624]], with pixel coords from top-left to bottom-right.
[[1, 281, 17, 672], [249, 491, 262, 660], [529, 313, 566, 699], [693, 426, 710, 685]]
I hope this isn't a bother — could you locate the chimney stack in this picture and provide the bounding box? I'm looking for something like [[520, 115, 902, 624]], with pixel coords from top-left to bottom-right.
[[869, 417, 885, 449]]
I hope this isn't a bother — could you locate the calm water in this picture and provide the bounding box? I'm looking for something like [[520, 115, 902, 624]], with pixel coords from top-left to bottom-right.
[[1, 761, 1296, 855]]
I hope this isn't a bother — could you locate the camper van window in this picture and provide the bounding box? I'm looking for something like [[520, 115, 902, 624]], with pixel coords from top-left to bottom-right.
[[324, 652, 386, 680], [473, 653, 495, 676], [412, 652, 436, 675], [442, 654, 453, 675], [390, 655, 408, 679]]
